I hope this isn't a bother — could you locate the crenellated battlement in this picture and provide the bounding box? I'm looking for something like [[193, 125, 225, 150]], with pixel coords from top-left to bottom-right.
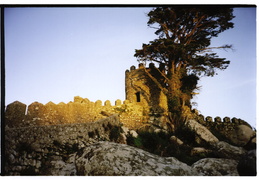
[[5, 63, 254, 146], [125, 63, 168, 114], [4, 96, 149, 129], [5, 94, 254, 155], [125, 63, 165, 74], [195, 114, 250, 126]]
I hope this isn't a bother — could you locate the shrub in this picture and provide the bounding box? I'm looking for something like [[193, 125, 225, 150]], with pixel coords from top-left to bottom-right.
[[129, 131, 176, 157], [126, 129, 217, 165], [109, 125, 122, 142], [174, 125, 197, 146], [127, 134, 143, 148]]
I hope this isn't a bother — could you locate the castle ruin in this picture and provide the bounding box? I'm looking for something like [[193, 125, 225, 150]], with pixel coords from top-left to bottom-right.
[[4, 63, 252, 139], [125, 63, 168, 115], [3, 63, 255, 175]]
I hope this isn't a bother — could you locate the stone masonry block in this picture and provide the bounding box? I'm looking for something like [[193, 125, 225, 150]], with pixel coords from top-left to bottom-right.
[[5, 101, 27, 128]]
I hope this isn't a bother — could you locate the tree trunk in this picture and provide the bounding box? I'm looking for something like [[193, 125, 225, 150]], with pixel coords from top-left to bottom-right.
[[167, 62, 183, 115], [167, 63, 191, 130]]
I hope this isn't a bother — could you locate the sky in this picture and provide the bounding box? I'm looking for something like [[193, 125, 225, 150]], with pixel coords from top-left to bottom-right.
[[4, 6, 257, 127]]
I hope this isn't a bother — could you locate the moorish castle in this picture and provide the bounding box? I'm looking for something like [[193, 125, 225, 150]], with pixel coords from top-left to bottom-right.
[[5, 63, 251, 132], [4, 63, 256, 175]]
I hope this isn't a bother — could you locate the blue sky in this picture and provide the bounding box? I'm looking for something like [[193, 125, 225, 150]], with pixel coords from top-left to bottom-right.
[[4, 7, 256, 127]]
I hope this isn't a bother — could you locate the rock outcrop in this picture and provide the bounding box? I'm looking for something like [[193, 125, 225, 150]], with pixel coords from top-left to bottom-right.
[[41, 153, 77, 175], [232, 125, 255, 146], [192, 158, 239, 176], [170, 136, 184, 146], [4, 115, 123, 175], [74, 141, 249, 176], [75, 141, 199, 176], [4, 112, 255, 176], [185, 120, 219, 145], [190, 147, 211, 156], [211, 141, 246, 160], [3, 60, 256, 176]]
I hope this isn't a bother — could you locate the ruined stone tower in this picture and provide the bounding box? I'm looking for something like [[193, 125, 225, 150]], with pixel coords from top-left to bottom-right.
[[125, 63, 168, 115]]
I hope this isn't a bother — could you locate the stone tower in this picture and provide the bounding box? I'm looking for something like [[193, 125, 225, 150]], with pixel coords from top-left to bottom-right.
[[125, 63, 168, 115]]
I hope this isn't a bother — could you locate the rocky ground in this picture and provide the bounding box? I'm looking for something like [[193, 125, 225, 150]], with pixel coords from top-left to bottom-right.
[[33, 139, 254, 176], [4, 116, 257, 176]]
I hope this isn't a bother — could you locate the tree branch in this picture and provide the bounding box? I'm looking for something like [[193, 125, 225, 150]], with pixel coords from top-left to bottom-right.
[[197, 45, 233, 52], [143, 67, 169, 95], [185, 15, 207, 45], [153, 66, 171, 84]]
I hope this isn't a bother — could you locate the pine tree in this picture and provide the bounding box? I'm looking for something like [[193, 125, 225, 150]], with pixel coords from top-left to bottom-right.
[[134, 6, 235, 121]]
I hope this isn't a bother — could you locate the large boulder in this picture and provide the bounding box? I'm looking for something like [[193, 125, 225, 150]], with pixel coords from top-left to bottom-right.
[[226, 125, 255, 146], [192, 158, 239, 176], [170, 136, 184, 146], [212, 141, 246, 160], [170, 136, 183, 146], [75, 141, 199, 176], [185, 120, 219, 145], [190, 147, 211, 156], [234, 125, 255, 146]]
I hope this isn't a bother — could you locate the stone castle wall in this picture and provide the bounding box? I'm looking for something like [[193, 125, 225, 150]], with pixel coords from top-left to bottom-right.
[[194, 114, 253, 146], [3, 63, 255, 175], [4, 63, 253, 149], [4, 115, 123, 175], [124, 63, 253, 143], [3, 106, 253, 175], [4, 96, 149, 130], [5, 94, 252, 145], [5, 62, 252, 132], [125, 63, 168, 115], [5, 97, 249, 130]]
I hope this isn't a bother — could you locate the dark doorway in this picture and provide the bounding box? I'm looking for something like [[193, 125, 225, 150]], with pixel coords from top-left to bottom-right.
[[136, 92, 141, 102]]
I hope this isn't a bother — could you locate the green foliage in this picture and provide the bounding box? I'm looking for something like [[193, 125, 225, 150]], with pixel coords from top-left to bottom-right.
[[134, 7, 234, 117], [174, 125, 197, 146], [133, 137, 143, 148], [168, 96, 181, 111], [126, 134, 143, 148], [138, 131, 169, 155], [109, 125, 123, 142], [126, 125, 221, 165], [127, 131, 172, 156], [180, 74, 199, 95], [127, 130, 197, 165], [136, 7, 234, 75], [169, 112, 187, 133]]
